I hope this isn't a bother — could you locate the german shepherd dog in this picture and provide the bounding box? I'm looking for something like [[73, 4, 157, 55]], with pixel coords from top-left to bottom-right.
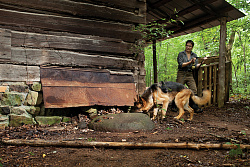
[[134, 81, 211, 121]]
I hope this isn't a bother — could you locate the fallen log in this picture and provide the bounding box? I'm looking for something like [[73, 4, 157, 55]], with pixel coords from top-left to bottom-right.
[[2, 139, 250, 150]]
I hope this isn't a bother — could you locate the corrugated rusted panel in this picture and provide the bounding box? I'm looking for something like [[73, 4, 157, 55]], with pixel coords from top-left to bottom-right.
[[41, 67, 136, 108]]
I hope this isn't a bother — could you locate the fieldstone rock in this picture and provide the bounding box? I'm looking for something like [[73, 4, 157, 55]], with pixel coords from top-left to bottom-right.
[[9, 114, 34, 127], [78, 120, 87, 129], [11, 107, 27, 115], [0, 115, 9, 128], [32, 82, 42, 91], [0, 106, 11, 115], [0, 86, 8, 93], [0, 122, 8, 129], [62, 117, 71, 123], [9, 84, 29, 93], [1, 92, 27, 106], [85, 108, 97, 119], [24, 106, 40, 116], [35, 116, 62, 125], [25, 91, 38, 106], [88, 113, 155, 132]]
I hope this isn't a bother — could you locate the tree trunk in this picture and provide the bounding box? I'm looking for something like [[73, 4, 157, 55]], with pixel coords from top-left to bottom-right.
[[237, 31, 247, 92], [226, 31, 235, 97]]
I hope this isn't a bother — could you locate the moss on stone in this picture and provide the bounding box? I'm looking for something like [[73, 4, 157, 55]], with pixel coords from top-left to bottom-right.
[[35, 116, 62, 125]]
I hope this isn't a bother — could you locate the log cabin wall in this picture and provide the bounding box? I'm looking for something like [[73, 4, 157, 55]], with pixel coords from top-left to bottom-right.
[[0, 0, 147, 103]]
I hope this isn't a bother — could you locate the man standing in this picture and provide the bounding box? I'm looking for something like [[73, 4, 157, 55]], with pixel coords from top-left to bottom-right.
[[176, 40, 207, 113]]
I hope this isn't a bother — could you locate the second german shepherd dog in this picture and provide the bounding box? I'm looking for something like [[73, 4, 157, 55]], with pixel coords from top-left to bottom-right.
[[134, 81, 211, 121]]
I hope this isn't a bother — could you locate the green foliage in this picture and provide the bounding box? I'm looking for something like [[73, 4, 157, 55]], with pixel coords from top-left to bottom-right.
[[166, 127, 172, 130], [87, 137, 96, 142], [132, 18, 176, 59], [29, 152, 35, 155], [229, 144, 243, 158], [144, 0, 249, 95], [225, 142, 244, 159]]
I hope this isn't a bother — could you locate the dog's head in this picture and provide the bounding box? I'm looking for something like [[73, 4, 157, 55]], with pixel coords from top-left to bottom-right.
[[130, 96, 144, 112], [132, 96, 150, 113]]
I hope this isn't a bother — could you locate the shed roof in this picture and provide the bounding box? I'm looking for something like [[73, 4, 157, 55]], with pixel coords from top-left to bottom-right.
[[146, 0, 245, 37]]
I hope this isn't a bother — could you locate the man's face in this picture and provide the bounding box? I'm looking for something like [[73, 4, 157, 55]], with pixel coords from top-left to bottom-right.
[[185, 43, 193, 52]]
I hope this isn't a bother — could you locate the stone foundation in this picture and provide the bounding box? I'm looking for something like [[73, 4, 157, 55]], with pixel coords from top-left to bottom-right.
[[0, 82, 71, 128]]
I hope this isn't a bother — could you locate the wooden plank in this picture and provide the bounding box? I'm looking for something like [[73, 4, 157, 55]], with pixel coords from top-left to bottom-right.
[[71, 0, 146, 14], [0, 0, 146, 24], [0, 28, 11, 59], [11, 31, 132, 55], [204, 66, 208, 90], [11, 48, 137, 70], [40, 67, 134, 84], [208, 65, 212, 105], [0, 9, 140, 43], [0, 64, 40, 81], [213, 65, 217, 104], [40, 66, 136, 107], [42, 84, 136, 108], [197, 67, 203, 97]]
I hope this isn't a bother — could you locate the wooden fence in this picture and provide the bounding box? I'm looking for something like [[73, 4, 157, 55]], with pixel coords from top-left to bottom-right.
[[194, 57, 231, 106]]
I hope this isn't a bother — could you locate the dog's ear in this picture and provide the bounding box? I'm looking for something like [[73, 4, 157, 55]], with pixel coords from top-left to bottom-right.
[[140, 96, 146, 106], [134, 94, 140, 102]]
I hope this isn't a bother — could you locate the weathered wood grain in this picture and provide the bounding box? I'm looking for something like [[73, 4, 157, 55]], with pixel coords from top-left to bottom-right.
[[0, 0, 145, 24], [11, 48, 137, 70], [0, 64, 40, 81], [40, 66, 134, 84], [71, 0, 146, 14], [11, 31, 133, 55], [0, 28, 11, 59], [0, 9, 141, 43]]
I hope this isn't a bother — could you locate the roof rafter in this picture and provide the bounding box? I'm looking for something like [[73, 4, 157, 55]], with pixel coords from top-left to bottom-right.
[[169, 5, 235, 34], [149, 0, 173, 9]]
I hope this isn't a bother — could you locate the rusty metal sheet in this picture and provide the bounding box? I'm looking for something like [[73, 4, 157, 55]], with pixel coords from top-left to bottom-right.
[[41, 67, 136, 108]]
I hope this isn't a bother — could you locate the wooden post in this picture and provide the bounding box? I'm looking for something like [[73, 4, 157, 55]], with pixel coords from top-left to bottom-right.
[[208, 66, 212, 105], [153, 39, 157, 83], [197, 68, 203, 97], [213, 65, 217, 104], [218, 17, 227, 108]]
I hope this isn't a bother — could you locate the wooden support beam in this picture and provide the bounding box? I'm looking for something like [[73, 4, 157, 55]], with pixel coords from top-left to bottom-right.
[[11, 48, 137, 70], [0, 64, 40, 82], [0, 9, 140, 43], [153, 40, 157, 83], [0, 28, 11, 59], [0, 0, 146, 24], [218, 17, 227, 107]]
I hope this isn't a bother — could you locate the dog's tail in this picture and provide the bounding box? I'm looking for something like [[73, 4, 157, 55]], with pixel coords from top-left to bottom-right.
[[191, 90, 211, 105]]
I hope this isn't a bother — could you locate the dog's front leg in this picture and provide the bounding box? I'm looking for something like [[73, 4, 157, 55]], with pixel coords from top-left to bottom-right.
[[152, 108, 158, 120], [161, 101, 169, 120]]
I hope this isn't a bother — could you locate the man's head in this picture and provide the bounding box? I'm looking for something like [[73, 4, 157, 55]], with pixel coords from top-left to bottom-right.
[[185, 40, 194, 52]]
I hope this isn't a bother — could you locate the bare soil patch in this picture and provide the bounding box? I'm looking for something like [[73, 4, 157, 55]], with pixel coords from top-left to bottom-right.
[[0, 99, 249, 167]]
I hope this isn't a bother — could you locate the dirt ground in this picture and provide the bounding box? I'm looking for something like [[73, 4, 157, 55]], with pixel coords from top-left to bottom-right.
[[0, 98, 249, 167]]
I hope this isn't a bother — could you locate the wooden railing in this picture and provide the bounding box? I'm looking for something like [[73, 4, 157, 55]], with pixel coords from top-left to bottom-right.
[[194, 57, 231, 106]]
